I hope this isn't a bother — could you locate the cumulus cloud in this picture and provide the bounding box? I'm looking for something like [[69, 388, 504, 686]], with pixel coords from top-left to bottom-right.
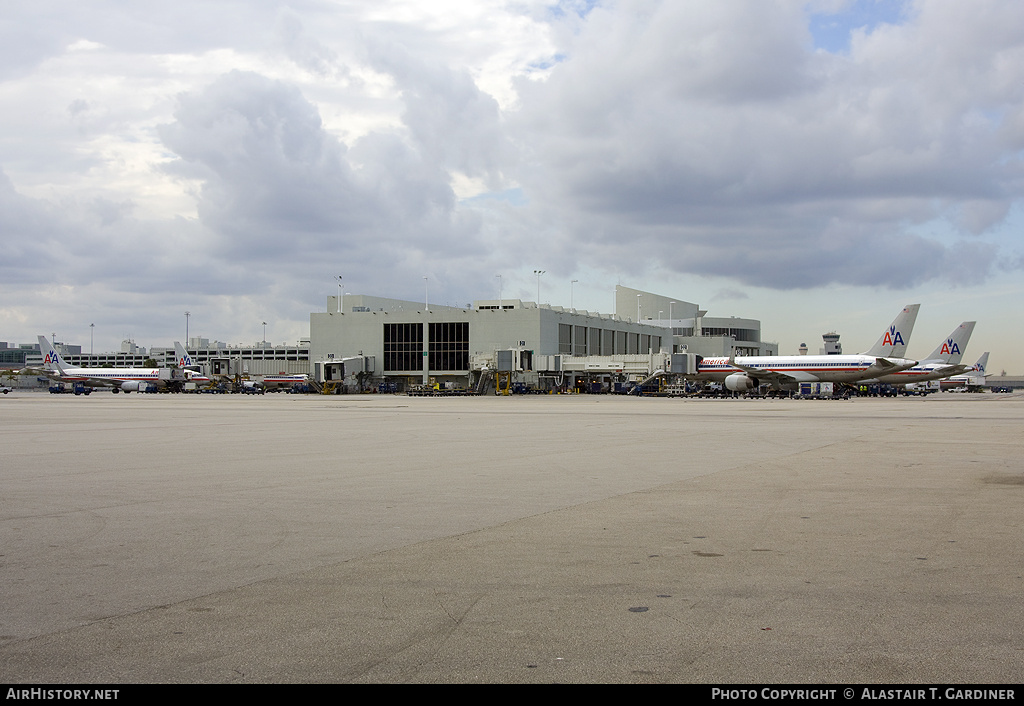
[[160, 72, 368, 245], [154, 67, 496, 316], [513, 0, 1024, 289], [276, 12, 345, 80], [368, 45, 513, 190]]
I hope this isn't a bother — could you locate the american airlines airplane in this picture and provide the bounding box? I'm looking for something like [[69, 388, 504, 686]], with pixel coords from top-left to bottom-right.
[[692, 304, 921, 392], [858, 321, 976, 387], [36, 336, 200, 393], [941, 352, 990, 389]]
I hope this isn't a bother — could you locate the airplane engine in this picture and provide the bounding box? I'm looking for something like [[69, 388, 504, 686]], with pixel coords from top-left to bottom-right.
[[120, 381, 144, 393], [725, 373, 759, 392]]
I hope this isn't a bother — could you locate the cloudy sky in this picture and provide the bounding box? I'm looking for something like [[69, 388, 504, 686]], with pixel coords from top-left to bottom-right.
[[2, 0, 1022, 372]]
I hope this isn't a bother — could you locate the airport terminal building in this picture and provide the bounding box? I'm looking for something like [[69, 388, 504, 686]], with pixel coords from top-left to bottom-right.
[[309, 286, 777, 391]]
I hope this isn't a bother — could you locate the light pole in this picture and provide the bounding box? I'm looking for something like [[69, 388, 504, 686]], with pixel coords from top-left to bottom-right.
[[496, 274, 502, 311], [534, 270, 545, 305], [424, 276, 429, 312], [335, 275, 343, 313], [636, 294, 642, 323], [262, 321, 267, 347], [90, 323, 94, 355], [570, 279, 578, 310], [669, 301, 676, 326], [185, 312, 190, 344]]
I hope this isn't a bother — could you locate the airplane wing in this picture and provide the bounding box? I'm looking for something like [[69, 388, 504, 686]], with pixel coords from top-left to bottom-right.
[[931, 364, 972, 378], [68, 374, 116, 386], [871, 357, 903, 371], [19, 366, 66, 383], [861, 357, 921, 378], [727, 358, 818, 384]]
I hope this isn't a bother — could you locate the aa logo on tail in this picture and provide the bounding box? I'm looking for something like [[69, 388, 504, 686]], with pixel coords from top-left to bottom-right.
[[43, 352, 58, 364], [882, 326, 904, 347], [940, 339, 960, 356]]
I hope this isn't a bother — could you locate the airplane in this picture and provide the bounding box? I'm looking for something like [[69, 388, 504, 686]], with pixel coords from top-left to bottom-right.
[[35, 335, 184, 393], [858, 321, 976, 387], [690, 304, 921, 392], [941, 352, 990, 390]]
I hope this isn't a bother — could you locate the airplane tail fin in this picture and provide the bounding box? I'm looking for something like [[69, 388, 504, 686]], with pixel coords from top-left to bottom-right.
[[173, 341, 195, 369], [923, 322, 975, 365], [972, 352, 990, 377], [37, 335, 69, 375], [862, 304, 920, 358], [174, 341, 210, 383]]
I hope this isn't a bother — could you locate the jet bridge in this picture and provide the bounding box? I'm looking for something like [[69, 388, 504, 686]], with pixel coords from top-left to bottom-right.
[[313, 355, 375, 393], [469, 350, 701, 394]]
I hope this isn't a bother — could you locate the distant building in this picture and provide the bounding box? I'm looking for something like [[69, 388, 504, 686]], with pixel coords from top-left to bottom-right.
[[120, 339, 146, 355], [21, 341, 309, 377], [0, 342, 29, 367]]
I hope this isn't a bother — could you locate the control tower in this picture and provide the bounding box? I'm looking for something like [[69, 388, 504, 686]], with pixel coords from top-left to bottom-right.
[[821, 332, 842, 355]]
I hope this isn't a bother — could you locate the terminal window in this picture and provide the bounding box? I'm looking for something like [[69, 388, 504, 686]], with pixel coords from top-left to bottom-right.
[[384, 323, 423, 372], [573, 326, 587, 356], [559, 324, 572, 354], [615, 330, 626, 355], [429, 322, 469, 371]]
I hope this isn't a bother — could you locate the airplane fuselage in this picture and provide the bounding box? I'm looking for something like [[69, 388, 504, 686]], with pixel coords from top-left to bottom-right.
[[45, 367, 162, 386], [695, 355, 918, 386]]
